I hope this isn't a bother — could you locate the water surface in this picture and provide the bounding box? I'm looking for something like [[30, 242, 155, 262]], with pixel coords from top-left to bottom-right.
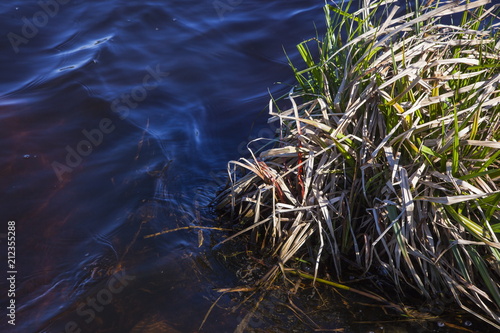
[[0, 1, 494, 332]]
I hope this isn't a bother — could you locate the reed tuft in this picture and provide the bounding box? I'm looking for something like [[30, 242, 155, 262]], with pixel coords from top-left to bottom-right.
[[215, 0, 500, 328]]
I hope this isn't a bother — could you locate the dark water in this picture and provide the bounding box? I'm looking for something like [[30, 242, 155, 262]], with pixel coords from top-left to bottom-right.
[[0, 1, 494, 332]]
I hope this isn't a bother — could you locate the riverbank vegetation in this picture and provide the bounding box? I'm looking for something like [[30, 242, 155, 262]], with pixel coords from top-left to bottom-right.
[[215, 0, 500, 329]]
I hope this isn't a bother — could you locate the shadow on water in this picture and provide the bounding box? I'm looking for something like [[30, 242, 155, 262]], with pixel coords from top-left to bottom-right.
[[0, 1, 497, 332]]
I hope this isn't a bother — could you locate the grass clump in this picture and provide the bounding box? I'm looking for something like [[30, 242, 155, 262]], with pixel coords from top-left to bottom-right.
[[215, 0, 500, 328]]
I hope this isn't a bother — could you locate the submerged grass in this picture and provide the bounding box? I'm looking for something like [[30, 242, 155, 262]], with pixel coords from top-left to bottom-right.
[[215, 0, 500, 328]]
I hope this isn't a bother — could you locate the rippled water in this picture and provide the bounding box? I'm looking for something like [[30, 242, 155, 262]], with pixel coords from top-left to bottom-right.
[[0, 1, 494, 332], [0, 1, 325, 332]]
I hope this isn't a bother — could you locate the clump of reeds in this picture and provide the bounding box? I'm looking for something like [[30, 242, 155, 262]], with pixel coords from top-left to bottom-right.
[[215, 0, 500, 328]]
